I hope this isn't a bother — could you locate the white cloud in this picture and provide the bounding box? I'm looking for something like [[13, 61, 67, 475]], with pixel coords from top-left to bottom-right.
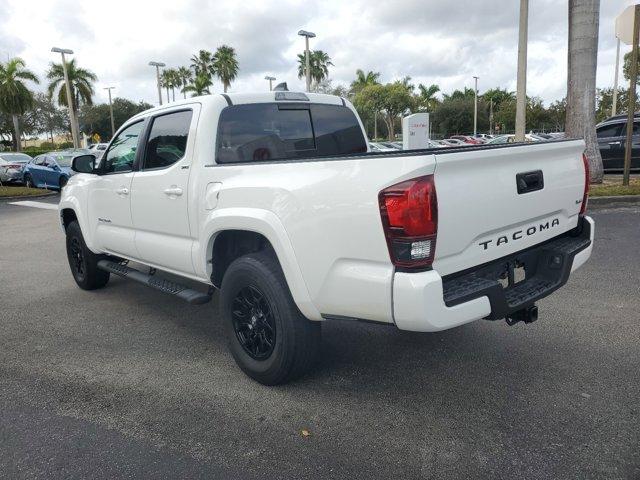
[[0, 0, 636, 107]]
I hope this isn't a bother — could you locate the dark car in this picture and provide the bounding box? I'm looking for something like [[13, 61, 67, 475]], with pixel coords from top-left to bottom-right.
[[596, 117, 640, 172]]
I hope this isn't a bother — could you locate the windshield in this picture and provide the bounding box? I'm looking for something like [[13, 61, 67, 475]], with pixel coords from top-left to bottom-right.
[[53, 154, 73, 167]]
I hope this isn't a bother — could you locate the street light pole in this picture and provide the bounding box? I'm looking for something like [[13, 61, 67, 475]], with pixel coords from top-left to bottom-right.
[[148, 61, 166, 105], [104, 87, 115, 139], [473, 76, 479, 136], [612, 37, 621, 116], [265, 76, 276, 91], [515, 0, 529, 142], [51, 47, 79, 148], [298, 30, 316, 92]]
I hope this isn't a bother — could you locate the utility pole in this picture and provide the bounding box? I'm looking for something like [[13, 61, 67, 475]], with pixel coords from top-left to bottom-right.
[[265, 76, 276, 91], [104, 87, 115, 138], [298, 30, 316, 92], [515, 0, 529, 142], [148, 61, 166, 106], [623, 5, 639, 186], [612, 37, 621, 116], [473, 76, 479, 136], [51, 47, 79, 148]]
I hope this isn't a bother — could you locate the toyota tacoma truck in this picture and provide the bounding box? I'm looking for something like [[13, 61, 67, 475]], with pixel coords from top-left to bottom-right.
[[60, 90, 594, 385]]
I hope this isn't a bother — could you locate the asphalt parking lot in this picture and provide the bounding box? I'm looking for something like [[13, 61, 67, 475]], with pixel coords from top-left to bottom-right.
[[1, 196, 639, 479]]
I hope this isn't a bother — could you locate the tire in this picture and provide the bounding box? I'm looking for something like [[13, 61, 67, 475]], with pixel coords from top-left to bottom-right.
[[24, 174, 33, 188], [220, 251, 321, 385], [59, 176, 68, 189], [65, 221, 110, 290]]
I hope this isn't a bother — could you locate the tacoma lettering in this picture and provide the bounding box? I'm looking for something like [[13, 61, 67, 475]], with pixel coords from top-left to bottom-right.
[[479, 218, 560, 250]]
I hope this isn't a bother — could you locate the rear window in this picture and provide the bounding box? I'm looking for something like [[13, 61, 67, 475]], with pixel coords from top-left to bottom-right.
[[596, 123, 623, 138], [216, 103, 366, 163]]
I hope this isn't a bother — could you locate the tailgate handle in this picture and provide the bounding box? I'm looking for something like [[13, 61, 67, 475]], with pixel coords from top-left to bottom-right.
[[516, 170, 544, 194]]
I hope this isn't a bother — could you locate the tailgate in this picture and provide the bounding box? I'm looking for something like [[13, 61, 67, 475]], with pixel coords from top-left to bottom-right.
[[432, 139, 586, 276]]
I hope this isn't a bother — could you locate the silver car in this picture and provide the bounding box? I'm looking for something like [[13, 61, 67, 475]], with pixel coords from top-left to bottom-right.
[[0, 152, 33, 184]]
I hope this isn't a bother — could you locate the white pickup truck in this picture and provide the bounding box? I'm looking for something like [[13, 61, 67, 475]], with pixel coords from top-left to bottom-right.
[[60, 90, 594, 385]]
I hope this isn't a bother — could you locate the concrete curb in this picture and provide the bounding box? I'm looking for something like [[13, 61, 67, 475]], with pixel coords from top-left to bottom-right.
[[0, 190, 58, 202], [588, 195, 640, 209]]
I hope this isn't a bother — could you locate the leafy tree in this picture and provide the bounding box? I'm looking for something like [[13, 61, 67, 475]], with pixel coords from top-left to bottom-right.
[[177, 67, 193, 99], [442, 88, 476, 101], [190, 50, 215, 82], [183, 74, 212, 97], [79, 97, 152, 140], [22, 93, 68, 143], [595, 87, 638, 123], [416, 83, 440, 112], [46, 58, 97, 143], [350, 69, 380, 95], [212, 45, 239, 93], [0, 57, 39, 151], [482, 87, 515, 109], [297, 50, 333, 91], [355, 82, 414, 140], [432, 97, 488, 137], [161, 69, 181, 102]]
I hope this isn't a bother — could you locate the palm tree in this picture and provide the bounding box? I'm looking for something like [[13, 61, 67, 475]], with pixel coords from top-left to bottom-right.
[[566, 0, 603, 183], [183, 74, 212, 97], [417, 84, 440, 111], [190, 50, 215, 82], [0, 58, 39, 151], [297, 50, 333, 91], [350, 69, 380, 94], [212, 45, 239, 93], [177, 67, 192, 99], [160, 70, 173, 103], [47, 59, 97, 141]]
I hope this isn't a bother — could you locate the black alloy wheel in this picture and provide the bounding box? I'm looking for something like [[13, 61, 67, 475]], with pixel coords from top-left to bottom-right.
[[232, 285, 276, 360]]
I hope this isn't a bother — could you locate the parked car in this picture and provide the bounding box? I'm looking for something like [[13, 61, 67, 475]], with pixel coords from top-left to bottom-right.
[[595, 117, 640, 172], [60, 91, 593, 385], [369, 142, 396, 152], [486, 134, 543, 145], [379, 141, 403, 150], [23, 152, 80, 189], [451, 135, 483, 145], [442, 138, 468, 147], [0, 152, 32, 184]]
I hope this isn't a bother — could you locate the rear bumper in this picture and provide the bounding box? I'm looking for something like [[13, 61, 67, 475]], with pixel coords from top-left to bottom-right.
[[392, 215, 594, 332]]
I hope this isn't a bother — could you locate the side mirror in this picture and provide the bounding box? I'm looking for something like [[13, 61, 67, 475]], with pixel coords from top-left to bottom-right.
[[72, 154, 96, 174]]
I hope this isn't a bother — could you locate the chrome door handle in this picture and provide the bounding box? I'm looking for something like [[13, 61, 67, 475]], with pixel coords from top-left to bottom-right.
[[608, 141, 621, 145], [163, 187, 183, 196], [116, 187, 129, 195]]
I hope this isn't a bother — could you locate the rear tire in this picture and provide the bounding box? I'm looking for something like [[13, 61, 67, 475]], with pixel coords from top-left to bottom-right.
[[65, 221, 110, 290], [59, 176, 68, 189], [220, 251, 321, 385]]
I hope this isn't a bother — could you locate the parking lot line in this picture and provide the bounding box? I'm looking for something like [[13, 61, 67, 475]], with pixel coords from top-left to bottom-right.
[[8, 201, 59, 210]]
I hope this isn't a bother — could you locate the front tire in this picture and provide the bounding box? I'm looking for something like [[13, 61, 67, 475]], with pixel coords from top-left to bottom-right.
[[24, 174, 34, 188], [65, 221, 110, 290], [220, 251, 321, 385], [59, 176, 68, 189]]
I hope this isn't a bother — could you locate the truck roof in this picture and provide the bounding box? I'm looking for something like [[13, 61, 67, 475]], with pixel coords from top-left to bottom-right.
[[132, 91, 346, 121]]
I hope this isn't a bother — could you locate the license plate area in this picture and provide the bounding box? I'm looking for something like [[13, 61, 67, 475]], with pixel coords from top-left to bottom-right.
[[497, 260, 526, 289]]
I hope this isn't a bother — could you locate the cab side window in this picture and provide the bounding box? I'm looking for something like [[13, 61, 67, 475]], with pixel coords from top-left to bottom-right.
[[143, 110, 193, 170], [102, 121, 144, 174]]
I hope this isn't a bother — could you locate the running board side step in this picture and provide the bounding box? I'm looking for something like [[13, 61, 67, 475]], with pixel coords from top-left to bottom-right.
[[97, 260, 212, 305]]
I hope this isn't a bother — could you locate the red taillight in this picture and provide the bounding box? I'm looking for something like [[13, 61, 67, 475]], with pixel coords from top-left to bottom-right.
[[379, 175, 438, 269], [6, 164, 21, 169], [580, 153, 589, 215]]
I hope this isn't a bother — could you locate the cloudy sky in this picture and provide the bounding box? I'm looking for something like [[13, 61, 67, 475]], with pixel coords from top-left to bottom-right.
[[0, 0, 636, 107]]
